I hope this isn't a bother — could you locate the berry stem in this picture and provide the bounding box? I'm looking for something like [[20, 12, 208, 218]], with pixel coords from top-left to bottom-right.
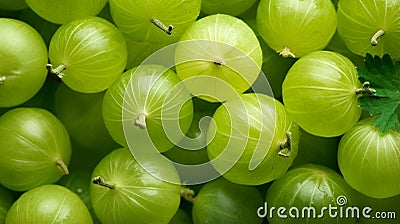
[[356, 81, 376, 95], [0, 75, 6, 85], [150, 17, 174, 35], [92, 176, 115, 189], [133, 113, 147, 129], [278, 131, 292, 157], [180, 187, 196, 204], [46, 64, 66, 79], [370, 29, 385, 47], [279, 46, 296, 58], [56, 160, 69, 175], [213, 56, 225, 66]]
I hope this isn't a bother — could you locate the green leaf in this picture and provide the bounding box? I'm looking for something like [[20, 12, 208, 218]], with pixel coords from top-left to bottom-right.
[[357, 53, 400, 133]]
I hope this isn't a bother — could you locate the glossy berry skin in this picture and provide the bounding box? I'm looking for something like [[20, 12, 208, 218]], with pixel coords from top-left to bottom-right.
[[6, 185, 93, 224], [257, 0, 337, 58], [282, 51, 362, 137], [192, 178, 263, 224], [337, 0, 400, 58], [49, 17, 127, 93], [338, 117, 400, 199], [207, 93, 299, 185], [102, 64, 193, 152], [109, 0, 201, 44], [175, 14, 263, 102], [265, 164, 359, 224], [90, 148, 181, 224], [0, 18, 48, 108], [25, 0, 108, 24], [0, 108, 71, 191]]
